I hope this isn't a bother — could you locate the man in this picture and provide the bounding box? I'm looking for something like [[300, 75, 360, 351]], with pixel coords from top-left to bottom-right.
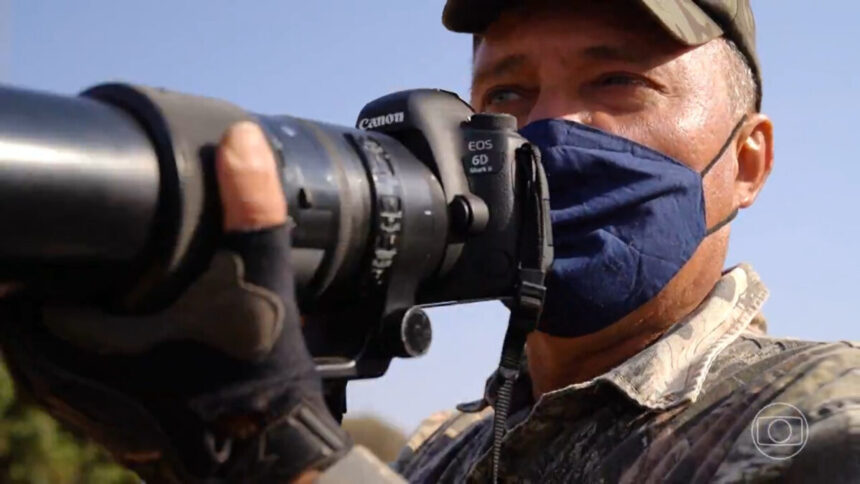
[[386, 2, 859, 482], [0, 0, 858, 482]]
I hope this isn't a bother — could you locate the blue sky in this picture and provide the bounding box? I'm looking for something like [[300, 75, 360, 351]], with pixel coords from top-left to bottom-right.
[[5, 1, 859, 432]]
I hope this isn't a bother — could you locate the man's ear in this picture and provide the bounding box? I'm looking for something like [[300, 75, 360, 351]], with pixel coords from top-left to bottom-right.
[[734, 114, 774, 209]]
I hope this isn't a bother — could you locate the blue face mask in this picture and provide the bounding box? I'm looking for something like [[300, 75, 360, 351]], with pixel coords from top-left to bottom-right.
[[519, 118, 744, 337]]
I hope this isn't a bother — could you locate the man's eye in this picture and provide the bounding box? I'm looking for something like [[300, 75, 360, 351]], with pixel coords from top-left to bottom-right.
[[596, 74, 649, 88], [484, 88, 523, 106]]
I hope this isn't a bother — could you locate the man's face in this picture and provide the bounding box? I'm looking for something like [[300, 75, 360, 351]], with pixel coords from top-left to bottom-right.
[[471, 1, 773, 384], [471, 1, 739, 175]]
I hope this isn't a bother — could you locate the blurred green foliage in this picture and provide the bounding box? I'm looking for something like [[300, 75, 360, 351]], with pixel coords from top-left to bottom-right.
[[0, 361, 138, 484]]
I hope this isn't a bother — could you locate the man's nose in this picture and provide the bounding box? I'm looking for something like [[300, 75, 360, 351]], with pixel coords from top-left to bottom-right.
[[523, 91, 591, 127]]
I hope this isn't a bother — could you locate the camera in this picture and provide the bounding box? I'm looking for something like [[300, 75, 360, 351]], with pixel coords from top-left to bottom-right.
[[0, 83, 552, 416]]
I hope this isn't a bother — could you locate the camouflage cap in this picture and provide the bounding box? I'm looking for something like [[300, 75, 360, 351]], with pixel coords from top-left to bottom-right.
[[443, 0, 761, 109]]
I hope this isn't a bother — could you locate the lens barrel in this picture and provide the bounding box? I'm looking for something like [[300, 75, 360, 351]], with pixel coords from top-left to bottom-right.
[[0, 84, 449, 311], [257, 116, 448, 310], [0, 85, 160, 299]]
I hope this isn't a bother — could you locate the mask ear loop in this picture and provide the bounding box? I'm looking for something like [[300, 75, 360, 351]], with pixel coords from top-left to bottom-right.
[[705, 208, 738, 236], [700, 115, 749, 177], [700, 116, 747, 235]]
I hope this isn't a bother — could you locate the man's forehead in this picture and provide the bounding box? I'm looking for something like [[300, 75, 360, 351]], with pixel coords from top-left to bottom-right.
[[473, 3, 687, 76], [472, 41, 682, 90]]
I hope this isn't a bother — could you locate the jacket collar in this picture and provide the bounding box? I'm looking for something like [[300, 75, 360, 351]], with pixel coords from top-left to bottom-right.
[[462, 264, 769, 414]]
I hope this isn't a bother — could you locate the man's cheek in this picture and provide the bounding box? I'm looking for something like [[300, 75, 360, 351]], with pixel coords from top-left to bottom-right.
[[594, 114, 682, 158], [702, 162, 737, 227]]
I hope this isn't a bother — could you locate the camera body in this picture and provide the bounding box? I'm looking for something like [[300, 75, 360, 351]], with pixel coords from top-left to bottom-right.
[[299, 91, 535, 382]]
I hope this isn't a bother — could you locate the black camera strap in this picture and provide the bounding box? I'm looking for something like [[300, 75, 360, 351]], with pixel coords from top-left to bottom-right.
[[491, 144, 554, 484]]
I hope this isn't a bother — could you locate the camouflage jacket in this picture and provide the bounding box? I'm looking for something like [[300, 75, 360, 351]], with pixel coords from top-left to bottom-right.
[[321, 264, 860, 483]]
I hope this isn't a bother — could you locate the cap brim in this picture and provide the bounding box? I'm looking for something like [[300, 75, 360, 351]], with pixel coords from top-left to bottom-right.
[[443, 0, 724, 46], [442, 0, 504, 33]]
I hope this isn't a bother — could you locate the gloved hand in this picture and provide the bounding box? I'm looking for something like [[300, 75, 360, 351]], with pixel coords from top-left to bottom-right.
[[0, 122, 351, 483]]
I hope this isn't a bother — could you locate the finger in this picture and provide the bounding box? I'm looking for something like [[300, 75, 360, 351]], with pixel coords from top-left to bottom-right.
[[216, 121, 287, 232]]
